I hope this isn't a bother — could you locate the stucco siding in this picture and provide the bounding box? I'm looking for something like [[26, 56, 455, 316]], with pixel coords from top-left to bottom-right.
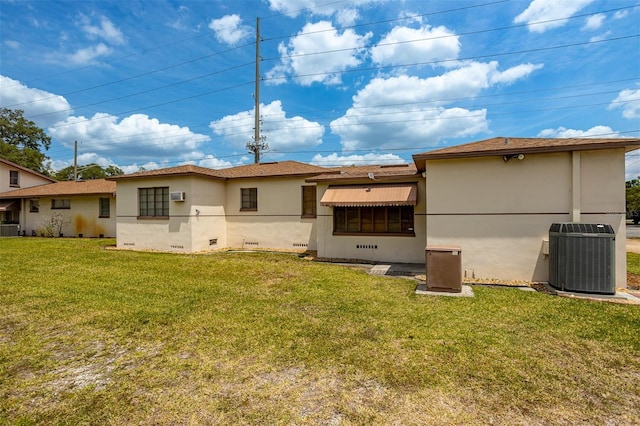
[[20, 195, 115, 237], [425, 149, 626, 287], [225, 177, 317, 251], [115, 176, 226, 252], [315, 180, 427, 263], [0, 163, 53, 193]]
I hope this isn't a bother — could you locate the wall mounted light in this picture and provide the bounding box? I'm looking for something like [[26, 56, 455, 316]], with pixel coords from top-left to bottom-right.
[[503, 153, 525, 162]]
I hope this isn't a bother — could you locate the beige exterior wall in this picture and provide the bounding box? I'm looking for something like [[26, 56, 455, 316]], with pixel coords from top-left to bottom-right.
[[115, 176, 226, 252], [425, 149, 626, 287], [19, 195, 116, 237], [315, 179, 427, 263], [0, 162, 53, 193], [225, 177, 317, 251]]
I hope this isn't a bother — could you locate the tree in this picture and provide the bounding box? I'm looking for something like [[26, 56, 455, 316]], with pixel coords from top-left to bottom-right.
[[53, 163, 124, 181], [626, 177, 640, 224], [0, 108, 51, 174]]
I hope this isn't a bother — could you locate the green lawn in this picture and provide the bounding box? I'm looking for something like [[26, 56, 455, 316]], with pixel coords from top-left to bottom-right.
[[1, 238, 639, 425], [628, 252, 640, 275]]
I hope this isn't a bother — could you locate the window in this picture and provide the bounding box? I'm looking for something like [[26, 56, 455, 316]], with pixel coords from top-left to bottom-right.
[[29, 199, 39, 213], [51, 199, 71, 209], [9, 170, 19, 187], [333, 206, 414, 235], [139, 187, 169, 218], [99, 198, 110, 218], [301, 186, 317, 217], [241, 188, 257, 211]]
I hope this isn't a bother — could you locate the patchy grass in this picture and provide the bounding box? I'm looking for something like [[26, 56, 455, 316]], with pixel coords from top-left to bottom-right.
[[628, 252, 640, 275], [1, 238, 639, 425]]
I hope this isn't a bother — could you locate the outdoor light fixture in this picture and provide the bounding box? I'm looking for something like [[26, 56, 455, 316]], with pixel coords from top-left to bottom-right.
[[503, 153, 525, 162]]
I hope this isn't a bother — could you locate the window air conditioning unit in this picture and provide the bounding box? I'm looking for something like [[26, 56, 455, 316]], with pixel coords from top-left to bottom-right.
[[170, 191, 186, 202]]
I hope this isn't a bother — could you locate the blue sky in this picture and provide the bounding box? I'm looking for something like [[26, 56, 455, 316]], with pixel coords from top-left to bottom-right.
[[1, 0, 639, 177]]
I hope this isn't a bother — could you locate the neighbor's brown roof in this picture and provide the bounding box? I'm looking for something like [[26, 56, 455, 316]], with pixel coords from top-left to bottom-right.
[[0, 179, 116, 198], [307, 163, 418, 182], [320, 183, 418, 207], [108, 160, 336, 181], [214, 160, 336, 179], [412, 137, 640, 171], [107, 164, 225, 181], [0, 157, 57, 183]]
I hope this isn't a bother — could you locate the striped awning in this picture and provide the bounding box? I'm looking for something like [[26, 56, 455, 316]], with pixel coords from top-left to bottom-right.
[[320, 184, 417, 207], [0, 200, 19, 212]]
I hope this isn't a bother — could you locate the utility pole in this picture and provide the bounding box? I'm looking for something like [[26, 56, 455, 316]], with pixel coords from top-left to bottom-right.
[[73, 140, 78, 181], [246, 17, 268, 164]]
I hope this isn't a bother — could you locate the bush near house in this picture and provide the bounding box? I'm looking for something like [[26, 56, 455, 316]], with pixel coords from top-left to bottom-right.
[[1, 239, 639, 425]]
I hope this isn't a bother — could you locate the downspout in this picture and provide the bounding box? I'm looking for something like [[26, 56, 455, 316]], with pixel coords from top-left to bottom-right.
[[571, 151, 581, 222]]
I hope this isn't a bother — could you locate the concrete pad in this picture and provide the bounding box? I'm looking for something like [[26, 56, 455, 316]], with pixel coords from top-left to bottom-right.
[[415, 283, 474, 297], [543, 283, 640, 304]]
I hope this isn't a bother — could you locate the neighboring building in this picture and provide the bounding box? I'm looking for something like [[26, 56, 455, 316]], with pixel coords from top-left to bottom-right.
[[412, 137, 640, 289], [0, 179, 116, 237], [0, 158, 56, 234]]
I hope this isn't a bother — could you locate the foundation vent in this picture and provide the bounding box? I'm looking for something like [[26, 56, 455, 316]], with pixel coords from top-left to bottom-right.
[[123, 242, 135, 246], [209, 238, 218, 246], [170, 245, 185, 249], [356, 244, 378, 249], [293, 243, 308, 248], [244, 241, 259, 247]]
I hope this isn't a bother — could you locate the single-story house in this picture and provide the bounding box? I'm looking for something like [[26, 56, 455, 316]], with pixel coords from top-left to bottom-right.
[[0, 178, 117, 238], [3, 136, 638, 289], [106, 137, 640, 289]]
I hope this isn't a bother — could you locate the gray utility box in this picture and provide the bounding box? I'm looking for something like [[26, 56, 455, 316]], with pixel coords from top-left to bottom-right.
[[549, 223, 615, 295], [426, 245, 462, 293]]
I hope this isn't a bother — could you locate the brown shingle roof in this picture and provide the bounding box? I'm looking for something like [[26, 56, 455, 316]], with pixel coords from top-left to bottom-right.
[[108, 160, 336, 181], [307, 163, 418, 182], [107, 164, 225, 181], [0, 179, 116, 198], [412, 137, 640, 171], [214, 160, 334, 178]]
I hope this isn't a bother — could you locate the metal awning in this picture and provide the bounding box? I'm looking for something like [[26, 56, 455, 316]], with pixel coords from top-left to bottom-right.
[[320, 183, 417, 207], [0, 200, 19, 212]]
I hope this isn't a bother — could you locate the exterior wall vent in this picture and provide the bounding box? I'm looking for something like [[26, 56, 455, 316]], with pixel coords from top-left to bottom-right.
[[549, 223, 615, 294], [356, 244, 378, 249], [293, 243, 308, 248], [170, 191, 185, 201]]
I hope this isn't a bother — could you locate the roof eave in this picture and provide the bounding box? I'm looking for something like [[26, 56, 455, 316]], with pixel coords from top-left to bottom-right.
[[413, 140, 640, 169]]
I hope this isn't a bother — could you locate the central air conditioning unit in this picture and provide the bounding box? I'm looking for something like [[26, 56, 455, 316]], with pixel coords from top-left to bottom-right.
[[548, 223, 615, 294], [170, 191, 185, 202]]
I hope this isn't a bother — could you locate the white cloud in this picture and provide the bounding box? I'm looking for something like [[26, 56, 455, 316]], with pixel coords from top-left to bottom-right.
[[81, 15, 125, 45], [4, 40, 20, 49], [66, 42, 113, 65], [310, 152, 406, 167], [209, 100, 324, 151], [514, 0, 594, 33], [614, 10, 628, 19], [589, 31, 612, 43], [583, 13, 605, 30], [330, 61, 542, 151], [609, 88, 640, 119], [537, 125, 620, 138], [0, 75, 72, 128], [370, 25, 460, 67], [265, 21, 372, 86], [266, 0, 376, 25], [489, 63, 544, 85], [208, 14, 251, 45], [48, 113, 210, 162]]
